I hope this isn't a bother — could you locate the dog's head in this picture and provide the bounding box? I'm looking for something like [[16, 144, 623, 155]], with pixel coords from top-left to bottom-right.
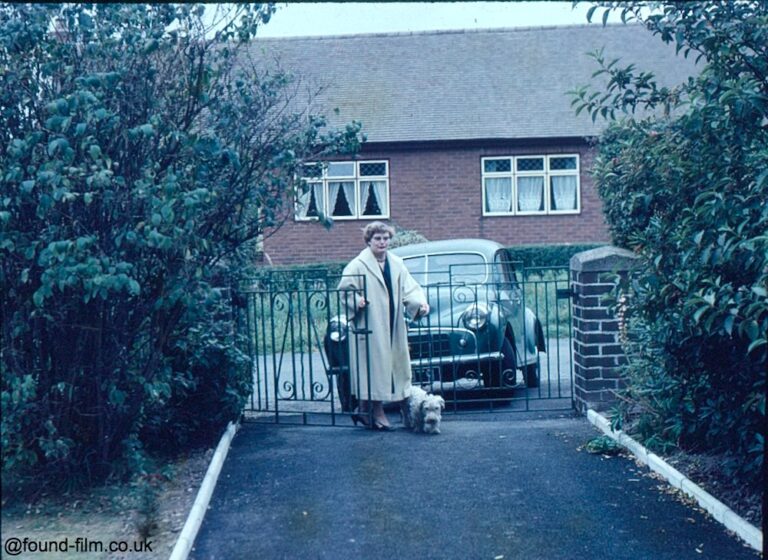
[[420, 395, 445, 434], [419, 395, 444, 414]]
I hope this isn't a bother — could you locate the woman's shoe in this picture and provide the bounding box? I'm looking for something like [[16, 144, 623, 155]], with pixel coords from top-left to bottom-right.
[[372, 420, 396, 432], [351, 413, 370, 428]]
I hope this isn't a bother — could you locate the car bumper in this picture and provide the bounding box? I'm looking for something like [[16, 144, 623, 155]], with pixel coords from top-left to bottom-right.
[[410, 351, 503, 368]]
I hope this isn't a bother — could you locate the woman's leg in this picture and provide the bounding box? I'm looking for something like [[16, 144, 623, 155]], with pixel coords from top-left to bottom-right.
[[398, 399, 411, 429], [354, 400, 393, 430], [370, 401, 390, 427]]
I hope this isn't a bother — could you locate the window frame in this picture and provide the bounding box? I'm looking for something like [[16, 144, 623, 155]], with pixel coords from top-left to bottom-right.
[[481, 154, 580, 217], [295, 160, 390, 222]]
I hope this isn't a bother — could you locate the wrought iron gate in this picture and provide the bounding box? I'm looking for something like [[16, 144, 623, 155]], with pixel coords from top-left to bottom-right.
[[236, 265, 574, 426]]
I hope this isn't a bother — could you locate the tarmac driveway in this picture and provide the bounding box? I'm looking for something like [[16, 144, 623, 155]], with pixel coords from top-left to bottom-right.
[[191, 412, 759, 560]]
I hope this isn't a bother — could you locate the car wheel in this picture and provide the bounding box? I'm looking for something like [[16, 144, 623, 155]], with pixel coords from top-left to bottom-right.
[[523, 362, 539, 388], [502, 337, 518, 386], [484, 337, 517, 388], [484, 365, 501, 389]]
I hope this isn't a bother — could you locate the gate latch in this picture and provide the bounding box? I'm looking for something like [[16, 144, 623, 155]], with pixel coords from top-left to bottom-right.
[[556, 286, 576, 300]]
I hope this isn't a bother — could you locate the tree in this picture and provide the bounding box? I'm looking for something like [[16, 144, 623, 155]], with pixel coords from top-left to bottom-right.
[[572, 1, 766, 487], [0, 3, 362, 492]]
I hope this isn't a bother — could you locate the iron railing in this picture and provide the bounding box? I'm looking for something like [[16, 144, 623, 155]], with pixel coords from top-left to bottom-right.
[[235, 265, 574, 425]]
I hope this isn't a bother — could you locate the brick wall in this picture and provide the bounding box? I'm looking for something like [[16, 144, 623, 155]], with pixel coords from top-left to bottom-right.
[[264, 139, 610, 265], [570, 246, 639, 413]]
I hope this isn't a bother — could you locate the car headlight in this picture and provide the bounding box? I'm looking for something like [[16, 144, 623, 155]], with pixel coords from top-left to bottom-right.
[[460, 303, 489, 331], [328, 316, 349, 343]]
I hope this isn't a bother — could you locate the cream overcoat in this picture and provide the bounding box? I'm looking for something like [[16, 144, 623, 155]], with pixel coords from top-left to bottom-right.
[[337, 247, 427, 402]]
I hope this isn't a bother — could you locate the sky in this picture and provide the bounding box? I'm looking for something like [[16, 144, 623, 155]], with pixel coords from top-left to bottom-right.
[[254, 2, 600, 38]]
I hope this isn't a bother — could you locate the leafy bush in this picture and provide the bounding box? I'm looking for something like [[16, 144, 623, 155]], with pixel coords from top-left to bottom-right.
[[140, 290, 251, 453], [505, 243, 603, 269], [575, 2, 766, 487], [389, 224, 428, 249], [0, 4, 361, 495]]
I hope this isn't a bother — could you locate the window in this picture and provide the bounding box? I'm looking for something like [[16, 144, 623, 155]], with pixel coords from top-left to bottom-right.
[[428, 253, 487, 285], [403, 253, 488, 286], [482, 155, 580, 216], [295, 160, 389, 221]]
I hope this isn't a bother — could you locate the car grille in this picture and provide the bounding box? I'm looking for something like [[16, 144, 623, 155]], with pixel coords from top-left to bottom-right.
[[408, 332, 452, 359]]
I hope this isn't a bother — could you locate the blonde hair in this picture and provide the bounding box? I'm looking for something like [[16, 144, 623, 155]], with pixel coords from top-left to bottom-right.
[[362, 221, 396, 244]]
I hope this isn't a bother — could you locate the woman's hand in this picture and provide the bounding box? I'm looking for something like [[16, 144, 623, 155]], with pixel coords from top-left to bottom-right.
[[358, 297, 368, 309], [416, 303, 430, 318]]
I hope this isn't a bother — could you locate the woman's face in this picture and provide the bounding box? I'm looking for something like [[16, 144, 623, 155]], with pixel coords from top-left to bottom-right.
[[368, 232, 391, 259]]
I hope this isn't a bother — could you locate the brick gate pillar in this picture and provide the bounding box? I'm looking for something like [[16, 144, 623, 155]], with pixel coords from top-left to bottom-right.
[[570, 246, 640, 413]]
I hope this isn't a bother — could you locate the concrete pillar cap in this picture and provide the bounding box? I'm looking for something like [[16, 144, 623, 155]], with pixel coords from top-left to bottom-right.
[[570, 245, 640, 273]]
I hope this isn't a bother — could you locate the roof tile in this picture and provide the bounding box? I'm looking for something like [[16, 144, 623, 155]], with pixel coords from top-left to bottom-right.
[[249, 24, 699, 142]]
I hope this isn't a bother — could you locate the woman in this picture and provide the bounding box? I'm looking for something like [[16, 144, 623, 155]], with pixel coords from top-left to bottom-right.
[[337, 222, 429, 430]]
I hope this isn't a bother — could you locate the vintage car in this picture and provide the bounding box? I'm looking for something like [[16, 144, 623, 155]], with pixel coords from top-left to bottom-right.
[[325, 239, 546, 410]]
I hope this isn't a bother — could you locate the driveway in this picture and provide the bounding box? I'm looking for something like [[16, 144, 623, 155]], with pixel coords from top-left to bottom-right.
[[190, 412, 759, 560]]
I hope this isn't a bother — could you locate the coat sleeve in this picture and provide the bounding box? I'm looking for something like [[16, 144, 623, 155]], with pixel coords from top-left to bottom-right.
[[336, 260, 365, 319], [401, 267, 427, 320]]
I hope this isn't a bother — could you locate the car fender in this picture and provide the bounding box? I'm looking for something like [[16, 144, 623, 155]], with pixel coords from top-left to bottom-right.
[[526, 308, 546, 353], [503, 320, 539, 368], [514, 308, 542, 365]]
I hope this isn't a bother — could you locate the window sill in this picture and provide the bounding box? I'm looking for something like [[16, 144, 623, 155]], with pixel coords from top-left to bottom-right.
[[482, 210, 582, 217], [294, 215, 390, 222]]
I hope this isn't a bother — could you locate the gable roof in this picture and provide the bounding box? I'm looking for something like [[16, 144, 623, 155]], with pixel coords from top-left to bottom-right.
[[250, 24, 699, 144]]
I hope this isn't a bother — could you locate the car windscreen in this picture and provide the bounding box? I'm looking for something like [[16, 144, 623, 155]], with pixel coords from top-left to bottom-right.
[[429, 253, 487, 285], [404, 253, 488, 286], [403, 256, 427, 285]]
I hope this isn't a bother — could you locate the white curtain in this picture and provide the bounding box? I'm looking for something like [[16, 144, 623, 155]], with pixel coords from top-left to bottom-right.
[[551, 176, 577, 210], [297, 190, 310, 218], [485, 177, 512, 213], [361, 181, 387, 216], [328, 181, 342, 215], [341, 181, 356, 215], [373, 181, 386, 214], [360, 181, 370, 213], [517, 176, 544, 212], [296, 182, 323, 218]]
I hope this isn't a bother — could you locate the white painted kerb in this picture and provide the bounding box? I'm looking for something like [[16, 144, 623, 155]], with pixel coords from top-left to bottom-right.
[[586, 409, 763, 553], [169, 421, 240, 560]]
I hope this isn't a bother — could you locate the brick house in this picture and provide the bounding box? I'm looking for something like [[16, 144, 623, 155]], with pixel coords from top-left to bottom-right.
[[253, 24, 698, 264]]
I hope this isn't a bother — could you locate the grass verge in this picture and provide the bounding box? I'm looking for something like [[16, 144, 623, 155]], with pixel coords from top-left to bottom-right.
[[1, 448, 212, 560]]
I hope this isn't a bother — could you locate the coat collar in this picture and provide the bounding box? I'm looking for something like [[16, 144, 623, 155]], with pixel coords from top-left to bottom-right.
[[358, 247, 389, 287]]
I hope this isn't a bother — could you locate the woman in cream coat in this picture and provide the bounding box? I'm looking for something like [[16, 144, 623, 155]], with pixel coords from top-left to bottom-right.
[[338, 222, 429, 430]]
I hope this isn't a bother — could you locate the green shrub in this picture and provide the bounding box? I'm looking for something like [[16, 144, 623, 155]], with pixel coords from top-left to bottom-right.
[[505, 244, 603, 269], [140, 293, 251, 453], [390, 224, 428, 249], [243, 261, 347, 282], [0, 4, 361, 496], [576, 2, 767, 488]]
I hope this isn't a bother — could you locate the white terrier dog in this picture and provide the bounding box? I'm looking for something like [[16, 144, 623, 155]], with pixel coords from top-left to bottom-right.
[[405, 386, 445, 434]]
